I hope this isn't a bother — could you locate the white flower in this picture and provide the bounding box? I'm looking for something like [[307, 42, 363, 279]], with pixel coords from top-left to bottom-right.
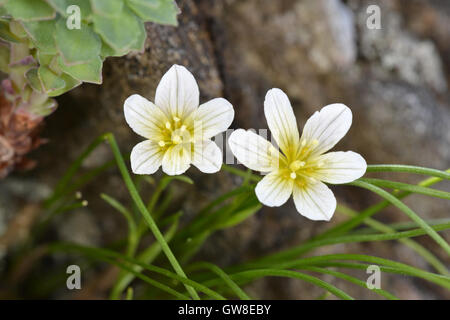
[[124, 65, 234, 176], [229, 88, 366, 221]]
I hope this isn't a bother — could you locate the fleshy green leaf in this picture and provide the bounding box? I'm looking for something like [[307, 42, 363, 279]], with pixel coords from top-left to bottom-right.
[[0, 21, 20, 42], [37, 51, 55, 66], [5, 0, 56, 22], [38, 65, 65, 94], [25, 68, 43, 92], [0, 44, 10, 73], [47, 72, 81, 97], [22, 20, 57, 54], [126, 0, 178, 25], [45, 0, 92, 21], [9, 20, 27, 38], [90, 0, 124, 16], [100, 41, 127, 57], [54, 17, 101, 65], [58, 55, 102, 84], [92, 7, 143, 51]]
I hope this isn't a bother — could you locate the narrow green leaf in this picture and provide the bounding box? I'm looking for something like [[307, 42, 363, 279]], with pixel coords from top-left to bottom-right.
[[104, 133, 200, 300], [350, 180, 450, 255], [190, 262, 252, 300], [300, 266, 398, 300], [361, 178, 450, 200], [367, 165, 450, 180]]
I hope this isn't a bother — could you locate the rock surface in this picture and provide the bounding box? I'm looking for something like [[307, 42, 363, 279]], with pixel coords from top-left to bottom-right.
[[1, 0, 449, 299]]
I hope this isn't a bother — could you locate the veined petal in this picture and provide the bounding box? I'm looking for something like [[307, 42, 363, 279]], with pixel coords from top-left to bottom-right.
[[264, 88, 300, 158], [300, 103, 352, 158], [313, 151, 367, 184], [162, 144, 192, 176], [192, 140, 223, 174], [255, 170, 293, 207], [124, 94, 167, 141], [293, 181, 336, 221], [228, 129, 281, 172], [155, 65, 199, 119], [130, 140, 164, 175], [193, 98, 234, 140]]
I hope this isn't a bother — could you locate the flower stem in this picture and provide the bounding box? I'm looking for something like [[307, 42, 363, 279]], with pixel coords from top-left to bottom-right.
[[103, 133, 200, 300], [222, 164, 261, 181], [367, 165, 450, 180]]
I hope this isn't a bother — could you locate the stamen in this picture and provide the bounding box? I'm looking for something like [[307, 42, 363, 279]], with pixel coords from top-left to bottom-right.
[[172, 135, 182, 144], [289, 160, 305, 172], [173, 116, 181, 123], [158, 141, 166, 147], [290, 172, 297, 179], [165, 121, 171, 129], [180, 125, 187, 131]]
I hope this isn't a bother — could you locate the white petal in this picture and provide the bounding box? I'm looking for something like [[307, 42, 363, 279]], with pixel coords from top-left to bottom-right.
[[313, 151, 367, 184], [192, 140, 222, 173], [300, 103, 352, 157], [228, 129, 281, 172], [161, 144, 191, 175], [155, 65, 199, 119], [255, 170, 293, 207], [193, 98, 234, 139], [293, 181, 336, 221], [130, 140, 164, 175], [264, 88, 300, 157], [124, 94, 167, 140]]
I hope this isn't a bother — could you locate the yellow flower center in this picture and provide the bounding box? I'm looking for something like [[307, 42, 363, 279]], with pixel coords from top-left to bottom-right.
[[284, 139, 324, 183], [158, 116, 193, 150]]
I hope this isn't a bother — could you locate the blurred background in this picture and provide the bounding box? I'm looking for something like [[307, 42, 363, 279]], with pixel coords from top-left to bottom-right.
[[0, 0, 449, 299]]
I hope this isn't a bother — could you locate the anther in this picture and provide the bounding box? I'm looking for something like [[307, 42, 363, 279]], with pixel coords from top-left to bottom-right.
[[180, 125, 187, 131], [165, 121, 171, 129], [158, 141, 166, 147], [173, 135, 182, 144], [290, 172, 297, 179], [290, 160, 305, 172], [173, 116, 181, 123]]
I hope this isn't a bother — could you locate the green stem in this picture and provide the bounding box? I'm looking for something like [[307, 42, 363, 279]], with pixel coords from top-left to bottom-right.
[[103, 133, 199, 300], [337, 204, 449, 275], [360, 178, 450, 200], [349, 180, 450, 256], [366, 165, 450, 180], [222, 164, 260, 182]]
